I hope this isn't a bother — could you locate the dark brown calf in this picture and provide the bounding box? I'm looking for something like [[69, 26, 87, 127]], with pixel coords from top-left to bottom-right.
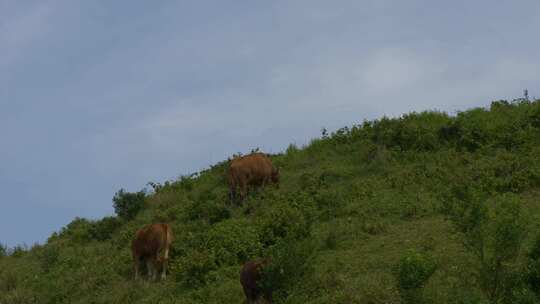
[[131, 223, 173, 280], [240, 259, 272, 304], [228, 153, 279, 203]]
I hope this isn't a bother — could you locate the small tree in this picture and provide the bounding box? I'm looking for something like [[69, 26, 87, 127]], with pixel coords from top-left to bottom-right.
[[112, 189, 146, 220], [394, 250, 437, 304], [88, 216, 122, 241], [451, 192, 527, 303]]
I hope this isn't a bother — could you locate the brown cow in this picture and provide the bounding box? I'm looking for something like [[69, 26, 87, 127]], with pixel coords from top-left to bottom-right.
[[131, 223, 173, 280], [240, 259, 272, 304], [228, 153, 279, 203]]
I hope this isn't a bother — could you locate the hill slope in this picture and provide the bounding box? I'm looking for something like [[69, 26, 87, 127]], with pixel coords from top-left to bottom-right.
[[3, 99, 540, 303]]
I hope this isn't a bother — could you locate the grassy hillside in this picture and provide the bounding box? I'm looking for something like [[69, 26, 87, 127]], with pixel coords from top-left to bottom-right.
[[3, 98, 540, 303]]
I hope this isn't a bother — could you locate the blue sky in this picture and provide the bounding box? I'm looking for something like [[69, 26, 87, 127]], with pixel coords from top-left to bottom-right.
[[1, 0, 539, 246]]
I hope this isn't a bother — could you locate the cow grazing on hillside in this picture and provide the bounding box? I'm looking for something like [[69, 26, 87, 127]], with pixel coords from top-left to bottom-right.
[[228, 153, 279, 203], [131, 223, 173, 280], [240, 259, 272, 304]]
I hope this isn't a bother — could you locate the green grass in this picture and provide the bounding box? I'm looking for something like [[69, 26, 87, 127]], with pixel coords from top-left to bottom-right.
[[2, 98, 540, 303]]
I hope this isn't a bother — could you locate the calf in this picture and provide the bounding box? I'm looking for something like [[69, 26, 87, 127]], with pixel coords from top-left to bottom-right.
[[240, 259, 272, 304], [131, 223, 173, 280]]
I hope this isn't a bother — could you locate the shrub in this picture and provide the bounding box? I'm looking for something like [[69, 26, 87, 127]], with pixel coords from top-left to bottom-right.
[[88, 216, 123, 241], [184, 199, 230, 224], [323, 230, 338, 250], [394, 250, 437, 304], [176, 174, 197, 192], [171, 249, 217, 287], [526, 235, 540, 299], [206, 219, 262, 266], [527, 101, 540, 128], [113, 189, 146, 220], [438, 123, 461, 143], [258, 204, 310, 247], [454, 109, 490, 151], [57, 217, 93, 243], [452, 101, 535, 151], [261, 236, 316, 302], [371, 111, 451, 151], [465, 150, 540, 195], [36, 243, 61, 273]]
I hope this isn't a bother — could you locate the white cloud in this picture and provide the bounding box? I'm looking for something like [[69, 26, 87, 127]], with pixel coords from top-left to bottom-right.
[[358, 48, 438, 94], [0, 2, 56, 67]]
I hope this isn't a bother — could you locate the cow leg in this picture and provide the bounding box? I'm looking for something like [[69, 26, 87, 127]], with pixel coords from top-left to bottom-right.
[[161, 248, 169, 280], [160, 261, 167, 280], [133, 256, 140, 280], [229, 186, 236, 204], [243, 284, 260, 304], [146, 258, 155, 281], [263, 290, 273, 303], [240, 181, 248, 202], [257, 297, 270, 304]]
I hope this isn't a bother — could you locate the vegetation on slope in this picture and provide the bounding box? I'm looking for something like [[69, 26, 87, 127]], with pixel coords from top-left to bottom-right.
[[3, 98, 540, 303]]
